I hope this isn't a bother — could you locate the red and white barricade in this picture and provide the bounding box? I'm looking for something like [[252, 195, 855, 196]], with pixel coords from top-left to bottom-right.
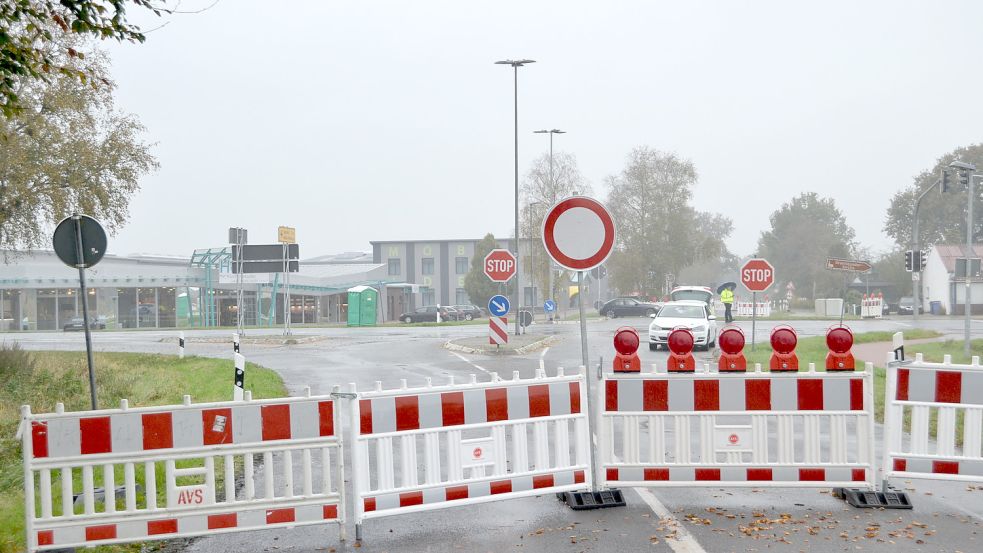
[[599, 363, 876, 489], [349, 368, 590, 538], [883, 350, 983, 486], [20, 390, 345, 552], [734, 301, 771, 317], [860, 294, 883, 319]]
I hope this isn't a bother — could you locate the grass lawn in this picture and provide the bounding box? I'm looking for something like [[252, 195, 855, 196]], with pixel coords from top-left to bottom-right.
[[0, 349, 286, 553]]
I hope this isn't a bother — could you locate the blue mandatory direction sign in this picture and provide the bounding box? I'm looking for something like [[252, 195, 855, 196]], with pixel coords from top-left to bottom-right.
[[488, 295, 510, 317], [544, 299, 556, 313]]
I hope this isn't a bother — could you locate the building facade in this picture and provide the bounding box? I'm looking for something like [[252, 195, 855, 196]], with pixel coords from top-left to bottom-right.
[[921, 244, 983, 315]]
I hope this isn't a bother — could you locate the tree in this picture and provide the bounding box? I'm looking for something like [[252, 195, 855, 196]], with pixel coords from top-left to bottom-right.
[[464, 233, 501, 310], [0, 47, 157, 253], [604, 146, 732, 297], [0, 1, 163, 117], [884, 143, 983, 248], [519, 152, 590, 305], [757, 192, 857, 299]]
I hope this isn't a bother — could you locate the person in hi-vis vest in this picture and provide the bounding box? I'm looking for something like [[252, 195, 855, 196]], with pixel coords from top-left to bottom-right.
[[720, 286, 735, 323]]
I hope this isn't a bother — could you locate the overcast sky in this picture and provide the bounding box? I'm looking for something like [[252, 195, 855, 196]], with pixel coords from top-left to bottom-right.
[[104, 0, 983, 259]]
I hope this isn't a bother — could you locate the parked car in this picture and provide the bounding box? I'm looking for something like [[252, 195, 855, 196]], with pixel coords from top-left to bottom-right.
[[63, 316, 107, 331], [647, 300, 718, 351], [452, 304, 483, 320], [896, 297, 924, 315], [599, 297, 662, 318], [670, 286, 715, 307], [400, 305, 457, 323]]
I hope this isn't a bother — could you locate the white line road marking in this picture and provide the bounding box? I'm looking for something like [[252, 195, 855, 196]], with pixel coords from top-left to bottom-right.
[[892, 321, 912, 327], [539, 346, 549, 371], [449, 351, 492, 375]]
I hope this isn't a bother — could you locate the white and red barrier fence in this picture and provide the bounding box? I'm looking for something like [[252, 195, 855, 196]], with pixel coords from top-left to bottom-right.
[[861, 294, 884, 319], [599, 363, 875, 489], [734, 301, 771, 317], [883, 350, 983, 487], [349, 368, 591, 538], [19, 390, 345, 552]]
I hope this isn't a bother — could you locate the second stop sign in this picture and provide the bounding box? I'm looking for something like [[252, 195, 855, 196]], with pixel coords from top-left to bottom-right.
[[741, 258, 775, 292]]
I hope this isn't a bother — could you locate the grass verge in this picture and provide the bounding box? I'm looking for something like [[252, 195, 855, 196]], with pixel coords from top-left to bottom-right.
[[0, 347, 286, 553]]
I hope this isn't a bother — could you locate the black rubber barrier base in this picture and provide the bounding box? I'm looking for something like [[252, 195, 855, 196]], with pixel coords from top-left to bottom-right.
[[561, 489, 627, 510], [833, 487, 913, 509]]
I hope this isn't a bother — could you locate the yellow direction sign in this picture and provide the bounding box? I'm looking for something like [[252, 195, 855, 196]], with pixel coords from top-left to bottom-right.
[[278, 226, 296, 244]]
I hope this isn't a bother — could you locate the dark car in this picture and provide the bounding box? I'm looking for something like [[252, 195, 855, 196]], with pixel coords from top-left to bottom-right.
[[599, 297, 662, 318], [452, 304, 483, 321], [896, 297, 924, 315], [63, 316, 106, 331], [400, 305, 457, 323]]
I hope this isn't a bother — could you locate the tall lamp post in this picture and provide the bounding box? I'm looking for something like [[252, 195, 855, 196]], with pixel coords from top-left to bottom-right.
[[496, 58, 535, 335], [533, 129, 565, 318]]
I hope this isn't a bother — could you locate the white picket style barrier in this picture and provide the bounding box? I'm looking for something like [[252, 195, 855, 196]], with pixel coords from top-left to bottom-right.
[[734, 301, 771, 317], [19, 390, 345, 552], [349, 368, 591, 537], [599, 362, 876, 489], [883, 352, 983, 487], [860, 296, 883, 319]]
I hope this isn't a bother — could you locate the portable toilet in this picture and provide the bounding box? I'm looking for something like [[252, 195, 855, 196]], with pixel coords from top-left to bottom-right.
[[347, 285, 378, 327]]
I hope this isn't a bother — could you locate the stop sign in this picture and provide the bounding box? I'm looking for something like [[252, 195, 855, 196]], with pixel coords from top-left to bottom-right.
[[484, 249, 517, 282], [741, 258, 775, 292]]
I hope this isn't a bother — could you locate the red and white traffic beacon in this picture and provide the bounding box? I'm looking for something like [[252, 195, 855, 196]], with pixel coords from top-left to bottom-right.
[[825, 324, 855, 371], [769, 324, 798, 371], [717, 326, 747, 372], [612, 327, 641, 373], [667, 327, 695, 372]]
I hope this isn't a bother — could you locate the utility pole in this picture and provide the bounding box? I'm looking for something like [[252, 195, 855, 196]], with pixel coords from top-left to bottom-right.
[[947, 160, 977, 358], [911, 177, 941, 322]]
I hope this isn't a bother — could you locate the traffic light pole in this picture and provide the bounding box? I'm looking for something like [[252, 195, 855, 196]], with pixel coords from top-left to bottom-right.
[[911, 177, 941, 322], [965, 175, 976, 358]]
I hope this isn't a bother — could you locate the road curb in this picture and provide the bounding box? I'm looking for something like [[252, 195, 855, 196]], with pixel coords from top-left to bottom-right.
[[443, 335, 560, 355]]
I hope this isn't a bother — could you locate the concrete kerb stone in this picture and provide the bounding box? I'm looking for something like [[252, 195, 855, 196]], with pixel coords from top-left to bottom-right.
[[443, 335, 561, 355]]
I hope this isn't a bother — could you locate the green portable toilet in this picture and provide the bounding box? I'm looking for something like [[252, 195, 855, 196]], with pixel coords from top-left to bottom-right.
[[347, 285, 378, 327]]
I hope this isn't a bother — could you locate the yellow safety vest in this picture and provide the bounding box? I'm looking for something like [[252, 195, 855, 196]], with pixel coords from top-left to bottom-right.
[[721, 289, 734, 304]]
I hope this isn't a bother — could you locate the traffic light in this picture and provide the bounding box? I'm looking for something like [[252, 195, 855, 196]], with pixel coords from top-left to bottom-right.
[[941, 170, 952, 193], [958, 170, 970, 187], [919, 249, 928, 271], [905, 250, 914, 272]]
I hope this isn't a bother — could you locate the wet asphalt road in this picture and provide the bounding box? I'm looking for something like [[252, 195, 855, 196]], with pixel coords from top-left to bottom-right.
[[7, 315, 983, 552]]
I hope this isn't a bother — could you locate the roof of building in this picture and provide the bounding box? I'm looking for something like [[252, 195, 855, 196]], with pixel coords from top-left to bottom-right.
[[303, 251, 373, 264], [933, 244, 983, 272]]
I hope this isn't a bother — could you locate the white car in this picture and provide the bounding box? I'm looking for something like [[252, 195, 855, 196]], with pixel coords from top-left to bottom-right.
[[647, 300, 718, 351]]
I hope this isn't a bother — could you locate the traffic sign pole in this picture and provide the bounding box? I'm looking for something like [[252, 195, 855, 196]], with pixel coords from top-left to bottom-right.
[[751, 291, 757, 352], [74, 215, 98, 411]]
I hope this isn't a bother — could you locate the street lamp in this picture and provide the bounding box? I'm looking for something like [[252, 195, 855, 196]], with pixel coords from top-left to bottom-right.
[[947, 160, 978, 358], [527, 200, 545, 322], [496, 58, 535, 335], [533, 128, 565, 319]]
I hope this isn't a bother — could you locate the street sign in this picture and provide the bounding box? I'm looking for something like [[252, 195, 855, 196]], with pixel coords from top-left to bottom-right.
[[232, 244, 300, 274], [484, 249, 517, 282], [488, 295, 510, 317], [52, 215, 106, 269], [278, 226, 296, 244], [542, 196, 616, 271], [488, 316, 508, 345], [825, 257, 872, 273], [228, 227, 247, 245], [544, 299, 556, 313], [740, 258, 775, 292]]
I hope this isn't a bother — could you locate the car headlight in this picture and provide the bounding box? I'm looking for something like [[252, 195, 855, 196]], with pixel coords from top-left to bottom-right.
[[692, 325, 706, 332]]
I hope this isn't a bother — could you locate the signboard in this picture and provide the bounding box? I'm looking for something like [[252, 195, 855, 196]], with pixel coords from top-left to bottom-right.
[[484, 249, 517, 282], [740, 258, 775, 292], [233, 244, 299, 262], [542, 196, 615, 271], [232, 260, 298, 274], [488, 295, 510, 317], [544, 299, 556, 313], [52, 215, 106, 269], [228, 227, 247, 245], [278, 226, 296, 244], [825, 257, 872, 273], [488, 316, 508, 345]]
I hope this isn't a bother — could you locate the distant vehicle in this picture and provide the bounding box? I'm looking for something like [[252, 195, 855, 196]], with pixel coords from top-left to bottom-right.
[[452, 304, 483, 321], [670, 286, 715, 306], [647, 300, 717, 351], [896, 297, 924, 315], [400, 305, 457, 323], [599, 297, 662, 318], [63, 316, 107, 331]]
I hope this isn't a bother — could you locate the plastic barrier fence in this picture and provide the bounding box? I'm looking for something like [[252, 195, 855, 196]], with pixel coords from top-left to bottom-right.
[[860, 295, 883, 319], [883, 353, 983, 486], [599, 363, 876, 489], [350, 368, 591, 535], [20, 391, 345, 552], [734, 301, 771, 317]]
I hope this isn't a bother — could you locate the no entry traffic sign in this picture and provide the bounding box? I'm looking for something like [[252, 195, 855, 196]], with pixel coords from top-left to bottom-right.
[[741, 258, 775, 292], [542, 196, 616, 271], [484, 249, 517, 282]]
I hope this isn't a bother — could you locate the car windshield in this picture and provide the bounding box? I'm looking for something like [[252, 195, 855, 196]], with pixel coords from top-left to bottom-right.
[[657, 305, 704, 319], [672, 290, 711, 302], [899, 297, 913, 305]]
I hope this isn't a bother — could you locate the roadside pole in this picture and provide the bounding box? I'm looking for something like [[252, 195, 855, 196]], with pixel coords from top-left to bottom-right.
[[965, 175, 975, 357], [73, 216, 98, 410], [576, 270, 599, 492], [751, 291, 757, 352]]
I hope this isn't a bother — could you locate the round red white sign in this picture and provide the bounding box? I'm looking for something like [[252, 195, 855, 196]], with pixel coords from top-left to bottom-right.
[[542, 196, 615, 271]]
